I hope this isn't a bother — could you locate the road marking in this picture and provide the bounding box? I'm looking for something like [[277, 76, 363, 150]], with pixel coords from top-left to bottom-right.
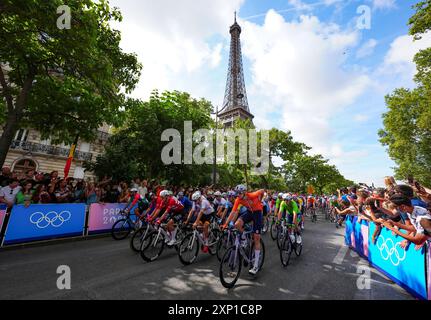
[[333, 246, 348, 265]]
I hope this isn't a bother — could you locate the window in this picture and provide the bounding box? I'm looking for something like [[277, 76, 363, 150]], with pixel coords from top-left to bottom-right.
[[13, 159, 37, 174], [79, 142, 90, 153], [14, 129, 28, 142]]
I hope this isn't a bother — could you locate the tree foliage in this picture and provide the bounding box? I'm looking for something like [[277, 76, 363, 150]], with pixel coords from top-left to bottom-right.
[[0, 0, 142, 166], [379, 2, 431, 185]]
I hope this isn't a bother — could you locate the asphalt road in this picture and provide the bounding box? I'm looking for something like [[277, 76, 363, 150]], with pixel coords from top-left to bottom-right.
[[0, 211, 413, 300]]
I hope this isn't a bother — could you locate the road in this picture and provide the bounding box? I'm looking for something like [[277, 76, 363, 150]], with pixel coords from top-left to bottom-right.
[[0, 211, 413, 300]]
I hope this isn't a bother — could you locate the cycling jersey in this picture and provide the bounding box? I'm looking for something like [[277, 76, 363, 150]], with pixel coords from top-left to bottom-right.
[[232, 190, 265, 213], [200, 197, 215, 216], [157, 196, 184, 214], [180, 196, 193, 211]]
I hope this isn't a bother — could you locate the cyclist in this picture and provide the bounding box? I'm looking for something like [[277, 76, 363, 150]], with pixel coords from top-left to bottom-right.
[[274, 192, 283, 219], [285, 195, 302, 244], [224, 184, 265, 276], [124, 188, 149, 225], [151, 190, 185, 246], [191, 191, 215, 253], [218, 191, 235, 222], [214, 191, 227, 217], [307, 195, 316, 215]]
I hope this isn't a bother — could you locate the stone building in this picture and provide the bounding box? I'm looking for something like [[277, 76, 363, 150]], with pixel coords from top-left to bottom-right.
[[1, 125, 110, 180]]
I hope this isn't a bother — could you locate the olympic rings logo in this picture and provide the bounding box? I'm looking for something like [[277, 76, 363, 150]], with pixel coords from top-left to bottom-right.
[[30, 211, 71, 229], [376, 236, 406, 266]]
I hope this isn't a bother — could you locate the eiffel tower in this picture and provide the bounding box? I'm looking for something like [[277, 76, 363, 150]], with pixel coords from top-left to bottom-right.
[[218, 12, 254, 128]]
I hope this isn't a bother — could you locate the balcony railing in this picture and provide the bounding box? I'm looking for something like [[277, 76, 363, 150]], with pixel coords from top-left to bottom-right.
[[10, 140, 93, 161]]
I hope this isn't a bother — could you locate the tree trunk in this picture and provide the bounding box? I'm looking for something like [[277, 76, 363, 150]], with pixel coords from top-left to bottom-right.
[[0, 112, 19, 168], [0, 71, 35, 168]]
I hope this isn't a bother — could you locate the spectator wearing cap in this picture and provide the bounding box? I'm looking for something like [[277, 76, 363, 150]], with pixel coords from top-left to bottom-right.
[[0, 178, 22, 209]]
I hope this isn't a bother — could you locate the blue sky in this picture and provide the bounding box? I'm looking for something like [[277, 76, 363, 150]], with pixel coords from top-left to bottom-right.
[[109, 0, 430, 186]]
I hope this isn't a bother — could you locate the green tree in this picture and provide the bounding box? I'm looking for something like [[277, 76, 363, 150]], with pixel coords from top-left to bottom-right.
[[86, 90, 214, 184], [0, 0, 142, 167], [379, 1, 431, 184]]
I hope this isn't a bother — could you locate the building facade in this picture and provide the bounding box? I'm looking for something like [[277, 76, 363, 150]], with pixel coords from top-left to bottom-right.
[[1, 125, 110, 180]]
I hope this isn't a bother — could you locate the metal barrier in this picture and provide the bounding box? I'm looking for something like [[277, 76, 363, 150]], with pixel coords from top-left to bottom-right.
[[345, 215, 430, 300]]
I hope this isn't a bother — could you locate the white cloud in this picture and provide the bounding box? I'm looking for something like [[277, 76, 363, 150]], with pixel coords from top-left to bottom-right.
[[288, 0, 312, 11], [356, 39, 378, 58], [353, 114, 369, 122], [380, 32, 431, 80], [240, 10, 370, 163], [370, 0, 396, 10], [110, 0, 244, 100]]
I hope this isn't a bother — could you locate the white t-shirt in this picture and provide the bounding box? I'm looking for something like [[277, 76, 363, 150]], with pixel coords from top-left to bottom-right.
[[407, 206, 431, 235], [214, 197, 226, 207], [200, 197, 214, 216], [138, 186, 147, 198], [0, 186, 21, 204]]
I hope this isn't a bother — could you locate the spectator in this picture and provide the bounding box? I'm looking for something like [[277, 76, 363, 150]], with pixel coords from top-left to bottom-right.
[[0, 167, 12, 187], [85, 183, 98, 205], [55, 179, 71, 203], [139, 179, 148, 198], [0, 178, 22, 209], [383, 194, 431, 248], [16, 181, 34, 207]]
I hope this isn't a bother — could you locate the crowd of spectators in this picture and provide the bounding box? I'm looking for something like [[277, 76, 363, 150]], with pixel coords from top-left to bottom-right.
[[0, 166, 232, 210], [333, 176, 431, 248], [0, 167, 161, 209]]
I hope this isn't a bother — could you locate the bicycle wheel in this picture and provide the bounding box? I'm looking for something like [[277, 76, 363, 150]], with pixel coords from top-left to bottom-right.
[[216, 232, 232, 262], [140, 232, 165, 262], [251, 238, 265, 271], [270, 221, 278, 240], [280, 236, 292, 267], [276, 228, 284, 250], [111, 219, 132, 240], [130, 225, 148, 252], [219, 246, 242, 289], [178, 233, 199, 265], [208, 229, 221, 256]]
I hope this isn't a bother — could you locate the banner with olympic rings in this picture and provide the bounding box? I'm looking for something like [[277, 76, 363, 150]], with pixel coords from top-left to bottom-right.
[[367, 222, 427, 300], [87, 203, 138, 234], [2, 204, 87, 245]]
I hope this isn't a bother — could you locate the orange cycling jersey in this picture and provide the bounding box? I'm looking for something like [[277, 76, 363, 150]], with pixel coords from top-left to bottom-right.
[[232, 190, 265, 213]]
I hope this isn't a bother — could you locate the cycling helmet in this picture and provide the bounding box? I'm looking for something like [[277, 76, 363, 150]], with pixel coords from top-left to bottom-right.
[[160, 190, 170, 197], [278, 193, 283, 198], [272, 195, 277, 200], [177, 191, 184, 197], [130, 188, 138, 192], [235, 184, 247, 193], [227, 190, 236, 197], [221, 192, 227, 198], [282, 193, 289, 200], [192, 191, 202, 201], [214, 191, 222, 197]]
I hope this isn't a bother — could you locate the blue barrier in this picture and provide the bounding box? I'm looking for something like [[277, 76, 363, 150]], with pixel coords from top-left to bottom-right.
[[345, 216, 429, 300], [2, 204, 87, 245]]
